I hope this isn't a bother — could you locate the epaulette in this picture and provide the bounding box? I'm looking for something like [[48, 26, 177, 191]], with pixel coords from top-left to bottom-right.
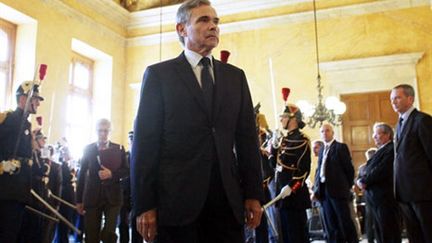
[[0, 110, 13, 124]]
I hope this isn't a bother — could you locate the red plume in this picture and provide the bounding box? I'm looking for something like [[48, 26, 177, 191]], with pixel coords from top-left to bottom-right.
[[39, 64, 48, 81], [220, 50, 230, 63], [282, 88, 291, 102], [36, 116, 43, 126]]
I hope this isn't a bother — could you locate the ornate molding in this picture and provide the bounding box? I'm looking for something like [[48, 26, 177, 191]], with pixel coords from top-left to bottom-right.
[[127, 0, 430, 46], [127, 0, 306, 30], [82, 0, 130, 27], [320, 52, 424, 72], [321, 52, 424, 108], [42, 0, 126, 45]]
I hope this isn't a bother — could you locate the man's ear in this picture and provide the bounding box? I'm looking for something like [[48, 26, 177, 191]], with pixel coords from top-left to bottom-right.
[[408, 95, 415, 105], [176, 23, 186, 37]]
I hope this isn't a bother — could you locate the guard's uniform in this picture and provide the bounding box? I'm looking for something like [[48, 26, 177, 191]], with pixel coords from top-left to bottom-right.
[[272, 128, 312, 243], [0, 108, 33, 242], [18, 149, 49, 243]]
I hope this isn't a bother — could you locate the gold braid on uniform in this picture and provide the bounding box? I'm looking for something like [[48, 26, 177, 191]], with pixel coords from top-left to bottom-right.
[[0, 110, 13, 124], [292, 171, 309, 187], [276, 139, 309, 171]]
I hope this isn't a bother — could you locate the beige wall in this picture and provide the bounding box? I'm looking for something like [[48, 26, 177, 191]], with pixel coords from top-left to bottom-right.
[[125, 6, 432, 143], [1, 0, 126, 146], [2, 0, 431, 153]]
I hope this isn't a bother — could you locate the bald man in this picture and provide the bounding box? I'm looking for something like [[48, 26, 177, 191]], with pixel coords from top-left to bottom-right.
[[312, 124, 357, 243]]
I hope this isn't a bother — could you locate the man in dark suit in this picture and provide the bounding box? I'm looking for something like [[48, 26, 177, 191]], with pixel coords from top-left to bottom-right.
[[131, 0, 263, 242], [312, 124, 357, 243], [356, 122, 401, 243], [76, 118, 128, 243], [391, 84, 432, 243]]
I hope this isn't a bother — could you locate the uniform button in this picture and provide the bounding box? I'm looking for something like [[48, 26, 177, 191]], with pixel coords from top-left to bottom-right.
[[212, 127, 216, 133]]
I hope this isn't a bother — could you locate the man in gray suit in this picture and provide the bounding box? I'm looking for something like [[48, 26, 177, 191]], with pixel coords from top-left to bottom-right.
[[391, 84, 432, 243], [131, 0, 263, 242]]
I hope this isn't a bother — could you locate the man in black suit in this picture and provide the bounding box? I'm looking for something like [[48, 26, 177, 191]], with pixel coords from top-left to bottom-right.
[[312, 124, 357, 243], [391, 84, 432, 243], [131, 0, 263, 242], [356, 122, 401, 243], [76, 119, 128, 243]]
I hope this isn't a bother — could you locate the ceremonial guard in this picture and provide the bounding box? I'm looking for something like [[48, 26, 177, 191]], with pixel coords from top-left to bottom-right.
[[42, 143, 63, 243], [55, 139, 78, 243], [254, 104, 276, 243], [270, 88, 312, 243], [18, 129, 57, 243], [0, 79, 44, 242]]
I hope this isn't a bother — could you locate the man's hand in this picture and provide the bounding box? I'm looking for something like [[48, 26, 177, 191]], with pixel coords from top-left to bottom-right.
[[76, 203, 85, 215], [245, 199, 262, 229], [98, 165, 112, 180], [136, 209, 157, 242]]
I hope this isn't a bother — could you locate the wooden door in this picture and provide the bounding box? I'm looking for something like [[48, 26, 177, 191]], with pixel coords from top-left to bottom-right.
[[340, 91, 398, 172]]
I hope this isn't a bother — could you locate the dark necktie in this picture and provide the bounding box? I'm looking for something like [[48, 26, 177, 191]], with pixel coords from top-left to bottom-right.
[[397, 117, 404, 140], [200, 57, 214, 114]]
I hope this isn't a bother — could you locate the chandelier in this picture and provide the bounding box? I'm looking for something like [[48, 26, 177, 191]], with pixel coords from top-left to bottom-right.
[[296, 0, 346, 129]]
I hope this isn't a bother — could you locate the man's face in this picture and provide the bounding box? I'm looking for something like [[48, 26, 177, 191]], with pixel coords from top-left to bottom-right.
[[177, 4, 219, 55], [390, 88, 414, 114], [312, 142, 322, 157], [97, 124, 111, 143], [372, 127, 390, 147], [320, 124, 334, 143], [19, 95, 41, 114], [280, 115, 290, 130], [35, 137, 46, 149]]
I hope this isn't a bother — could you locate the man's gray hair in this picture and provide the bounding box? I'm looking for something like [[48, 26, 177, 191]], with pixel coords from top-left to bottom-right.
[[365, 147, 377, 160], [373, 122, 394, 140], [96, 118, 112, 130], [393, 84, 415, 98], [176, 0, 212, 45], [312, 139, 324, 147]]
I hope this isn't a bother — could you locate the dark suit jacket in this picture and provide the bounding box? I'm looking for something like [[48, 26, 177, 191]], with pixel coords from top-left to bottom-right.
[[76, 142, 128, 208], [273, 129, 312, 209], [359, 142, 396, 206], [131, 52, 263, 226], [313, 140, 354, 200], [394, 108, 432, 202]]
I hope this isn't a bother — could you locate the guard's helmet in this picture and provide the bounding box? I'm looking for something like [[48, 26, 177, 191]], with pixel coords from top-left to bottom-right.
[[16, 81, 44, 101], [280, 104, 306, 129], [34, 129, 47, 140]]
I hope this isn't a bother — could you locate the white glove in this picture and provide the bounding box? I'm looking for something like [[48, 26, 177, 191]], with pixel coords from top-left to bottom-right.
[[271, 130, 281, 148], [1, 159, 20, 174], [280, 185, 292, 199], [262, 184, 292, 209]]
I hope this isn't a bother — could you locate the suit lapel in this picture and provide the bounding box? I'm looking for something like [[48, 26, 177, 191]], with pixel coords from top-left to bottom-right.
[[174, 53, 209, 118], [396, 109, 416, 150]]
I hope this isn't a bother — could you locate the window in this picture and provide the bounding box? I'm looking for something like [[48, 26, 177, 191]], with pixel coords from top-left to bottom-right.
[[0, 18, 16, 111], [67, 52, 94, 158]]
